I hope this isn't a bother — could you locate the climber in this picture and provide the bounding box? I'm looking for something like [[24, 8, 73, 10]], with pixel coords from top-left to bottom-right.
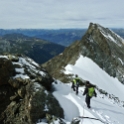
[[83, 81, 97, 108], [71, 74, 81, 95]]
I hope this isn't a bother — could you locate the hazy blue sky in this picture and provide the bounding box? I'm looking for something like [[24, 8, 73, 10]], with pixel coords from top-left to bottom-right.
[[0, 0, 123, 29]]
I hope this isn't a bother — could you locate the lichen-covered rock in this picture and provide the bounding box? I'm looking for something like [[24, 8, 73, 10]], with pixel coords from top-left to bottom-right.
[[26, 83, 64, 123]]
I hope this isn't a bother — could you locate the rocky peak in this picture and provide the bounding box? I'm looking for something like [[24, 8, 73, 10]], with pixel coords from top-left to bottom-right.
[[87, 23, 124, 46], [80, 23, 124, 83], [42, 23, 124, 84]]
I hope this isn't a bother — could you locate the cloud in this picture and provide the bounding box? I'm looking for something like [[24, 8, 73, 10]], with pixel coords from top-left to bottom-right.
[[0, 0, 124, 29]]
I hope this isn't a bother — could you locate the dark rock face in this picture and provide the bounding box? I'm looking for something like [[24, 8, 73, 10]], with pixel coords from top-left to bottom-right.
[[0, 54, 64, 124], [0, 58, 15, 118], [0, 58, 15, 85]]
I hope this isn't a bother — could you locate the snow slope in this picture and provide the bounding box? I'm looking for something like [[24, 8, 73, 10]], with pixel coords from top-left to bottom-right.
[[52, 81, 124, 124], [37, 55, 124, 124], [64, 55, 124, 101]]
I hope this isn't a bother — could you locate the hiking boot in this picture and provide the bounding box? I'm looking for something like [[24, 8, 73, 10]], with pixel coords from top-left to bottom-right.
[[87, 105, 91, 109]]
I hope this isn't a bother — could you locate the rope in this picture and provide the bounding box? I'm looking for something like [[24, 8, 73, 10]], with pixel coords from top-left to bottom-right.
[[78, 116, 109, 124]]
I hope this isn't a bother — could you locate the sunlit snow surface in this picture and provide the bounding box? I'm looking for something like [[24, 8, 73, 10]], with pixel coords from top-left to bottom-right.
[[38, 81, 124, 124], [64, 55, 124, 101]]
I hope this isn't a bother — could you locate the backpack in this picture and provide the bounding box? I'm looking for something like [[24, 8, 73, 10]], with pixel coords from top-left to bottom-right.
[[88, 87, 95, 97]]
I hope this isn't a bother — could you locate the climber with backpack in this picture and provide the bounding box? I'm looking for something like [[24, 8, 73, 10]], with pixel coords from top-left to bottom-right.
[[71, 74, 81, 95], [83, 81, 97, 108]]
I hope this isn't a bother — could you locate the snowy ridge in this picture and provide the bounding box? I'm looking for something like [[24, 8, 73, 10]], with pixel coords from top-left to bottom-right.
[[64, 55, 124, 101], [109, 29, 124, 44], [95, 24, 124, 46]]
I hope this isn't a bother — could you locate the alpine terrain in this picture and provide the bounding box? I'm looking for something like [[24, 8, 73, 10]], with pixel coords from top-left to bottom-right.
[[42, 23, 124, 84], [41, 23, 124, 123], [0, 23, 124, 124]]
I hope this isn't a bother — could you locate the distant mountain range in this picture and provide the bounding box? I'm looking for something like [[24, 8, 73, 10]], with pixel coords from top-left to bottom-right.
[[0, 29, 86, 46], [0, 28, 124, 46], [34, 29, 86, 46], [0, 33, 65, 64]]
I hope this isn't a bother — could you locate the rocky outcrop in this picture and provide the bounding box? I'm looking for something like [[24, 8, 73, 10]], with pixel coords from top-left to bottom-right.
[[0, 54, 64, 124]]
